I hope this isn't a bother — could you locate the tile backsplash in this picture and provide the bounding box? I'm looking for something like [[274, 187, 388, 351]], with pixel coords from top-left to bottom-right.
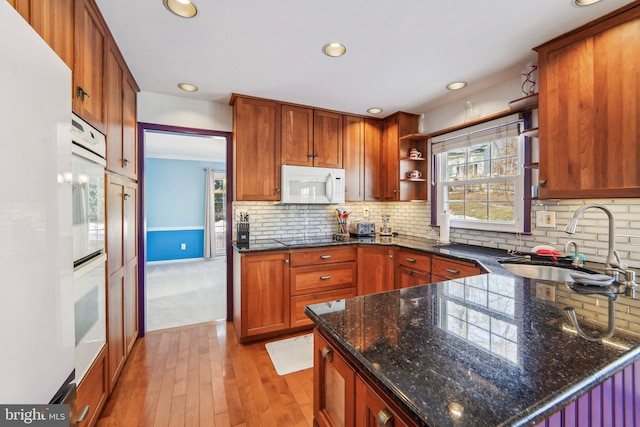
[[233, 198, 640, 268]]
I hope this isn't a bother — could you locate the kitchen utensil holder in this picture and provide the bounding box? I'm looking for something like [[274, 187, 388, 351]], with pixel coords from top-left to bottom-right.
[[237, 221, 250, 244]]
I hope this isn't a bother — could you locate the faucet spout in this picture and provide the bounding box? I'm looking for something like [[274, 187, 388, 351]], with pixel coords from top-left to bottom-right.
[[563, 204, 625, 270]]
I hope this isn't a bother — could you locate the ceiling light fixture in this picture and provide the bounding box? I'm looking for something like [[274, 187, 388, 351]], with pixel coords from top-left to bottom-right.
[[446, 81, 467, 90], [178, 83, 198, 92], [322, 42, 347, 57], [574, 0, 602, 5], [163, 0, 198, 18], [367, 107, 383, 114]]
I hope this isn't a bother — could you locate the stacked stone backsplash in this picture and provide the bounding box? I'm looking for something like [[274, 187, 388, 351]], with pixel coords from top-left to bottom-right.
[[233, 198, 640, 268]]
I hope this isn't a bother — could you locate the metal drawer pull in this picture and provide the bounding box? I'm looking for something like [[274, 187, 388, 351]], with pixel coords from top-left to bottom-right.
[[320, 275, 331, 280], [406, 257, 416, 262], [377, 408, 394, 426], [320, 255, 332, 259], [321, 346, 333, 362], [77, 405, 90, 423], [446, 268, 460, 275]]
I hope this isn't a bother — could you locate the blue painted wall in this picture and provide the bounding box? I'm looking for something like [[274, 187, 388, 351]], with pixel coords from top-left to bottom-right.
[[146, 158, 225, 262]]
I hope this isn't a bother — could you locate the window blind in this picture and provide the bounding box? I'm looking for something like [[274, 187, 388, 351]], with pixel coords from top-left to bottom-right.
[[431, 114, 522, 154]]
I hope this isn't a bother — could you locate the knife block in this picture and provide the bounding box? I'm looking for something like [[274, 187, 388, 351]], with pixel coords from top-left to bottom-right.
[[237, 222, 250, 244]]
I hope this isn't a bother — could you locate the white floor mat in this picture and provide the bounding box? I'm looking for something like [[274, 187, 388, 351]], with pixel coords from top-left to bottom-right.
[[265, 333, 314, 375]]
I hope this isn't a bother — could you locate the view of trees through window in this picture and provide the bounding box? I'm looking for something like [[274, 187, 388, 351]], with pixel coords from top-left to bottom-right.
[[444, 137, 518, 223]]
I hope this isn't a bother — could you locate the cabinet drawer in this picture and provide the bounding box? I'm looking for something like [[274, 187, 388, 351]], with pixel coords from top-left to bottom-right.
[[395, 265, 431, 289], [291, 262, 357, 296], [76, 345, 108, 427], [290, 246, 356, 267], [395, 249, 431, 272], [431, 256, 484, 280], [291, 288, 357, 328]]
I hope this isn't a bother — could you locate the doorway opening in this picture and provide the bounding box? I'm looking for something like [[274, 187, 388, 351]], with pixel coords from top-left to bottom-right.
[[137, 123, 233, 335]]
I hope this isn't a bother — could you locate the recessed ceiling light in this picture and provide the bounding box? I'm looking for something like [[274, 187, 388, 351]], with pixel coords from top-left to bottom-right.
[[367, 107, 383, 114], [178, 83, 198, 92], [163, 0, 198, 18], [322, 42, 347, 57], [446, 81, 467, 90], [575, 0, 601, 5]]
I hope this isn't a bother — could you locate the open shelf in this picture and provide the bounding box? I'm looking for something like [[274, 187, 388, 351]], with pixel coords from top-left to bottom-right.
[[400, 157, 427, 161], [508, 94, 538, 112], [521, 127, 539, 138], [401, 178, 427, 182], [524, 162, 539, 169]]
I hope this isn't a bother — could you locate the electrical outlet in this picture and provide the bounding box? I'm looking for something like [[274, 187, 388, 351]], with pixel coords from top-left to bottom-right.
[[180, 243, 186, 250], [535, 283, 556, 301], [536, 211, 556, 228], [363, 206, 370, 218]]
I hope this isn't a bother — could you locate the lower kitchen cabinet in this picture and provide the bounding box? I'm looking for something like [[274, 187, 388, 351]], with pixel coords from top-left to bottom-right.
[[431, 255, 485, 282], [356, 375, 416, 427], [314, 331, 356, 427], [357, 246, 395, 295], [395, 249, 431, 289], [106, 173, 138, 392], [233, 250, 290, 341], [76, 345, 108, 427]]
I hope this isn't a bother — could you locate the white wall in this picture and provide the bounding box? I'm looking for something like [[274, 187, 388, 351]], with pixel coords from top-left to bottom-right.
[[137, 91, 232, 132]]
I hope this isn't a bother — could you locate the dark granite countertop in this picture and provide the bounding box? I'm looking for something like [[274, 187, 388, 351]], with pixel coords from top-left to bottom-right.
[[233, 234, 640, 426]]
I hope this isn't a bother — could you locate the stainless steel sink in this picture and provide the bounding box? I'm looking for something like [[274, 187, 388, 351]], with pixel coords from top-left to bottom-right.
[[498, 262, 594, 282]]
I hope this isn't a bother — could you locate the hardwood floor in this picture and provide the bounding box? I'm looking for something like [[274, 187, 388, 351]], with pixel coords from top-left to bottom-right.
[[97, 321, 314, 427]]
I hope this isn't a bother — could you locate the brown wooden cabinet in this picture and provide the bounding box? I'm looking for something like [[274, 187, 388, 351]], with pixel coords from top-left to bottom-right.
[[76, 345, 108, 427], [281, 104, 314, 166], [290, 247, 357, 328], [105, 41, 139, 179], [27, 0, 74, 69], [232, 250, 290, 341], [381, 112, 420, 201], [431, 255, 484, 282], [536, 4, 640, 199], [73, 0, 106, 132], [343, 115, 365, 201], [355, 375, 416, 427], [106, 173, 138, 392], [357, 246, 395, 295], [364, 118, 383, 201], [231, 95, 282, 201], [395, 249, 431, 289], [399, 134, 429, 201], [314, 110, 343, 168], [314, 331, 355, 427]]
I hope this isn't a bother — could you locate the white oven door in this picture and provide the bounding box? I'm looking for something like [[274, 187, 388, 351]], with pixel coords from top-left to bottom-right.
[[74, 253, 106, 382]]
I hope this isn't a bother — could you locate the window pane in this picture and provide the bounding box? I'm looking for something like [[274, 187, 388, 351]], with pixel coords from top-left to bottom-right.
[[491, 138, 518, 158], [447, 185, 464, 201], [449, 201, 464, 218], [492, 158, 518, 176], [468, 161, 490, 179], [489, 202, 514, 222], [488, 182, 514, 202], [466, 202, 488, 220]]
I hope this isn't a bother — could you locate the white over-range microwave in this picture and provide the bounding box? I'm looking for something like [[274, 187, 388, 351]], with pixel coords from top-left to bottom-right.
[[280, 165, 345, 204]]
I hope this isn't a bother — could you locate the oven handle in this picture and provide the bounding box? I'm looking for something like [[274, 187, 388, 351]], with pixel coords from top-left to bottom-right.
[[73, 252, 107, 279]]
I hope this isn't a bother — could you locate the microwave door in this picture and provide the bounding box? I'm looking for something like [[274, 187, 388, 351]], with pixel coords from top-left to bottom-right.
[[326, 172, 334, 203]]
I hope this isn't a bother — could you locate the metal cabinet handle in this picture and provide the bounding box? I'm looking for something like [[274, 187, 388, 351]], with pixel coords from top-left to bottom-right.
[[408, 270, 413, 276], [76, 86, 90, 101], [320, 255, 332, 259], [76, 405, 90, 423], [321, 346, 333, 362], [389, 254, 394, 259], [123, 158, 129, 166], [446, 268, 460, 275], [406, 257, 416, 263], [539, 179, 547, 187], [123, 193, 131, 200], [320, 275, 331, 280], [377, 408, 394, 426], [275, 187, 281, 193], [284, 259, 289, 264]]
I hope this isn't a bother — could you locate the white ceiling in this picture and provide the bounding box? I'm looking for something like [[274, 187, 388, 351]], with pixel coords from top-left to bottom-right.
[[96, 0, 632, 117], [145, 131, 226, 162]]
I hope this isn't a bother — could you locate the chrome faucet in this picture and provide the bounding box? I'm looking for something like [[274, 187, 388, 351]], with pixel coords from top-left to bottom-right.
[[564, 240, 583, 267], [563, 204, 625, 270]]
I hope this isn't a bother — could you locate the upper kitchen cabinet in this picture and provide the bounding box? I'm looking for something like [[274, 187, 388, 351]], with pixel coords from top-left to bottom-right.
[[231, 95, 282, 201], [313, 110, 343, 168], [7, 0, 30, 21], [399, 134, 429, 201], [364, 118, 383, 201], [381, 112, 420, 201], [281, 104, 314, 166], [106, 40, 139, 180], [536, 3, 640, 199], [74, 0, 106, 133], [26, 0, 74, 70], [343, 115, 365, 201]]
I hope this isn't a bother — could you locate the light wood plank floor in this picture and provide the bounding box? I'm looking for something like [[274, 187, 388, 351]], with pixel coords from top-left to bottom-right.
[[97, 321, 314, 427]]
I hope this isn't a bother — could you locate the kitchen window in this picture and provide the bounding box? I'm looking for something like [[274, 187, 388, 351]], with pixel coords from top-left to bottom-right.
[[432, 114, 528, 233]]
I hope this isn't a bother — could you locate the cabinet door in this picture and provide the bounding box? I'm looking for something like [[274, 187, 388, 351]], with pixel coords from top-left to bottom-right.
[[538, 8, 640, 198], [105, 44, 123, 174], [357, 247, 395, 295], [7, 0, 30, 21], [74, 0, 106, 132], [381, 116, 399, 200], [233, 97, 281, 201], [29, 0, 74, 69], [314, 332, 355, 427], [123, 181, 138, 353], [355, 376, 413, 427], [314, 110, 343, 168], [282, 104, 314, 166], [343, 115, 365, 201], [239, 252, 290, 337], [364, 118, 383, 201], [121, 75, 138, 179], [395, 266, 431, 289]]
